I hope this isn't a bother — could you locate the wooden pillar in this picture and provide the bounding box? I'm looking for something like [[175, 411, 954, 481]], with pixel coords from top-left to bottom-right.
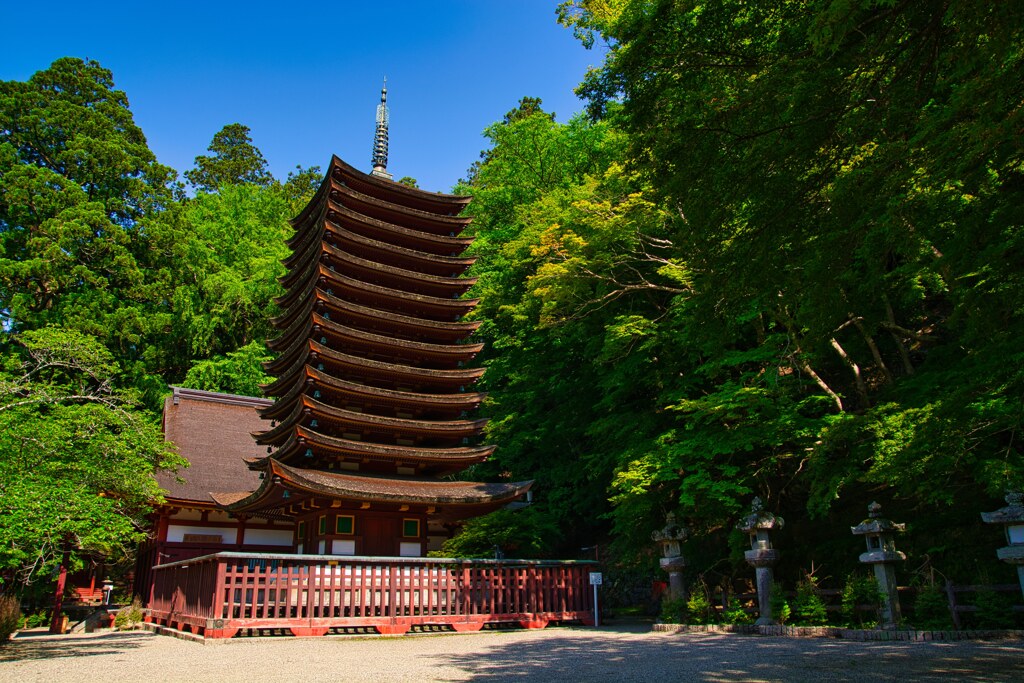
[[49, 546, 71, 634], [235, 515, 247, 548]]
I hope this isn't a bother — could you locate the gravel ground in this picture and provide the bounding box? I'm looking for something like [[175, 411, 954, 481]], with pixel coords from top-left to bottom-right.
[[2, 624, 1022, 683]]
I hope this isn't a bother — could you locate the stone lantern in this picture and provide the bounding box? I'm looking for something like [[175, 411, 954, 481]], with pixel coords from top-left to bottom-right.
[[736, 497, 783, 625], [980, 491, 1024, 600], [851, 501, 905, 629], [652, 513, 689, 602]]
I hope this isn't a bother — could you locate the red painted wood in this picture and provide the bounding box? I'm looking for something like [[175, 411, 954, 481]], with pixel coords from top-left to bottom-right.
[[147, 553, 595, 640]]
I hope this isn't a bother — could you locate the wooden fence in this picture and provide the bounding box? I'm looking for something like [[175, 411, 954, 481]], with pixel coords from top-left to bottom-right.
[[147, 552, 596, 639]]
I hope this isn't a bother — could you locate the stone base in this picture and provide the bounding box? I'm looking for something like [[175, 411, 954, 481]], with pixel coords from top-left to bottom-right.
[[652, 622, 1024, 641]]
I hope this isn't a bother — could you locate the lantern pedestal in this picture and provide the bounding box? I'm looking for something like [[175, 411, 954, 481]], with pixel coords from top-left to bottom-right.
[[851, 502, 906, 629], [737, 498, 783, 626], [981, 492, 1024, 601]]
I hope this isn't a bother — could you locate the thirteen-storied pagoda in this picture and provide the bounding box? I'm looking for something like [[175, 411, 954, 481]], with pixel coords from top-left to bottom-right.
[[142, 83, 530, 576]]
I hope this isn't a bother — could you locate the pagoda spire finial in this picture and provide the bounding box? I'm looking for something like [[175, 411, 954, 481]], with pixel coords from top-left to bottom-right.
[[371, 78, 392, 180]]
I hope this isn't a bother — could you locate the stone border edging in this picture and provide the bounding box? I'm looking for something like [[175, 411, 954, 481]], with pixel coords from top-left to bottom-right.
[[653, 623, 1024, 641]]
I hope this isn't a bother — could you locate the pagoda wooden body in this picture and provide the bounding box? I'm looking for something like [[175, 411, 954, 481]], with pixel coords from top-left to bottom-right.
[[144, 157, 595, 640], [218, 156, 529, 558]]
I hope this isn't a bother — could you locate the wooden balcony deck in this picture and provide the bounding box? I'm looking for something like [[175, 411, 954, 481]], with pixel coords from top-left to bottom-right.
[[146, 552, 597, 639]]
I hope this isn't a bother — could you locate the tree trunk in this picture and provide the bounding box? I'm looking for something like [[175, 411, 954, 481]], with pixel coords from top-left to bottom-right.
[[851, 316, 893, 384], [830, 337, 870, 409]]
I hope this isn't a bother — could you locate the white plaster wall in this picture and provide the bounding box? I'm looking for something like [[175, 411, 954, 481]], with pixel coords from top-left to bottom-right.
[[399, 542, 422, 557], [166, 525, 233, 543], [243, 528, 294, 546], [332, 540, 356, 555]]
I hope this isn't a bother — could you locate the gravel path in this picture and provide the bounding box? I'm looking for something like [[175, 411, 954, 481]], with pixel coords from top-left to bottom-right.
[[2, 624, 1022, 682]]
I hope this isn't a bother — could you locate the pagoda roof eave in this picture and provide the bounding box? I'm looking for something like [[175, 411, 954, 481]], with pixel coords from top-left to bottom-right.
[[260, 365, 486, 418], [253, 393, 489, 446], [330, 156, 472, 209], [218, 459, 530, 515], [260, 340, 485, 397], [264, 313, 481, 372], [329, 179, 472, 235], [327, 199, 472, 252], [322, 220, 477, 273]]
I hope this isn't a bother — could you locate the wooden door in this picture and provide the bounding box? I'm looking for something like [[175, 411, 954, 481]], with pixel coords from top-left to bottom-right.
[[362, 516, 399, 556]]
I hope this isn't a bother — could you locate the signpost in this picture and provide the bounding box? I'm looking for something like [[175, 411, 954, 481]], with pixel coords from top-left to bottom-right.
[[589, 572, 602, 627]]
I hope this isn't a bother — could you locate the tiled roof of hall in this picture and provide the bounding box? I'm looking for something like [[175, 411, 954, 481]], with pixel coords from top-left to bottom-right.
[[258, 365, 486, 419], [253, 393, 488, 446], [213, 459, 530, 515], [259, 340, 484, 396], [157, 387, 272, 506]]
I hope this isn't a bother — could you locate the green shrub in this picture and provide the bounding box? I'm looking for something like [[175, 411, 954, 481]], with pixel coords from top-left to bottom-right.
[[912, 583, 952, 630], [841, 573, 882, 628], [770, 582, 791, 625], [722, 602, 753, 625], [659, 596, 687, 624], [793, 575, 828, 625], [971, 589, 1015, 629], [114, 597, 144, 631], [685, 590, 716, 625], [0, 595, 21, 642]]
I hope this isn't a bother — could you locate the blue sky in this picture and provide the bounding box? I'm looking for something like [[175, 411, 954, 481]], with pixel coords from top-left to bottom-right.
[[1, 2, 604, 193]]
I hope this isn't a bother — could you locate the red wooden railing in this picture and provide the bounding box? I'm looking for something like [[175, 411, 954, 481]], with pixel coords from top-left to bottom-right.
[[146, 552, 597, 638]]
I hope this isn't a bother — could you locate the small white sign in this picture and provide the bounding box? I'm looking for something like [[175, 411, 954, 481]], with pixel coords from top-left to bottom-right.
[[589, 572, 603, 586]]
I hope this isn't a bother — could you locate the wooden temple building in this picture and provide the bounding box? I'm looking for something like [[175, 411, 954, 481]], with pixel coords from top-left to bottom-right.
[[142, 86, 594, 638]]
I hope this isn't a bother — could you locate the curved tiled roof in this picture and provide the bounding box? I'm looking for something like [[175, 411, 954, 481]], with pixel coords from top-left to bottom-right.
[[261, 340, 484, 396], [265, 313, 481, 376], [259, 365, 486, 418], [330, 156, 471, 212], [329, 180, 472, 236], [253, 393, 488, 446], [220, 459, 530, 513], [327, 199, 472, 255]]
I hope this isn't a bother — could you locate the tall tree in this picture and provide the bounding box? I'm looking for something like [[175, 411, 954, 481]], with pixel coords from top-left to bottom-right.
[[185, 123, 273, 192], [557, 0, 1024, 517], [0, 58, 179, 403], [0, 327, 184, 586]]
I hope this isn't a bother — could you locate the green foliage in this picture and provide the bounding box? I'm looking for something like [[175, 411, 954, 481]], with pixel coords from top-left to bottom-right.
[[722, 601, 753, 625], [793, 574, 829, 626], [969, 589, 1016, 630], [438, 508, 557, 559], [658, 596, 686, 624], [841, 573, 882, 628], [684, 589, 716, 625], [0, 595, 20, 641], [181, 341, 273, 397], [0, 58, 179, 402], [554, 0, 1024, 528], [770, 582, 791, 625], [170, 183, 291, 361], [912, 583, 952, 631], [185, 123, 273, 192], [0, 327, 185, 585], [114, 596, 143, 631]]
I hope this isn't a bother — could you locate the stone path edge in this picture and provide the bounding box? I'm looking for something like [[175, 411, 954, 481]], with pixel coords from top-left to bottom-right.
[[652, 622, 1024, 641]]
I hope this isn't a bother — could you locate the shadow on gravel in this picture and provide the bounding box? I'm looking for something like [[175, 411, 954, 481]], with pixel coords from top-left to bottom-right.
[[437, 626, 1024, 683], [0, 632, 153, 663]]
